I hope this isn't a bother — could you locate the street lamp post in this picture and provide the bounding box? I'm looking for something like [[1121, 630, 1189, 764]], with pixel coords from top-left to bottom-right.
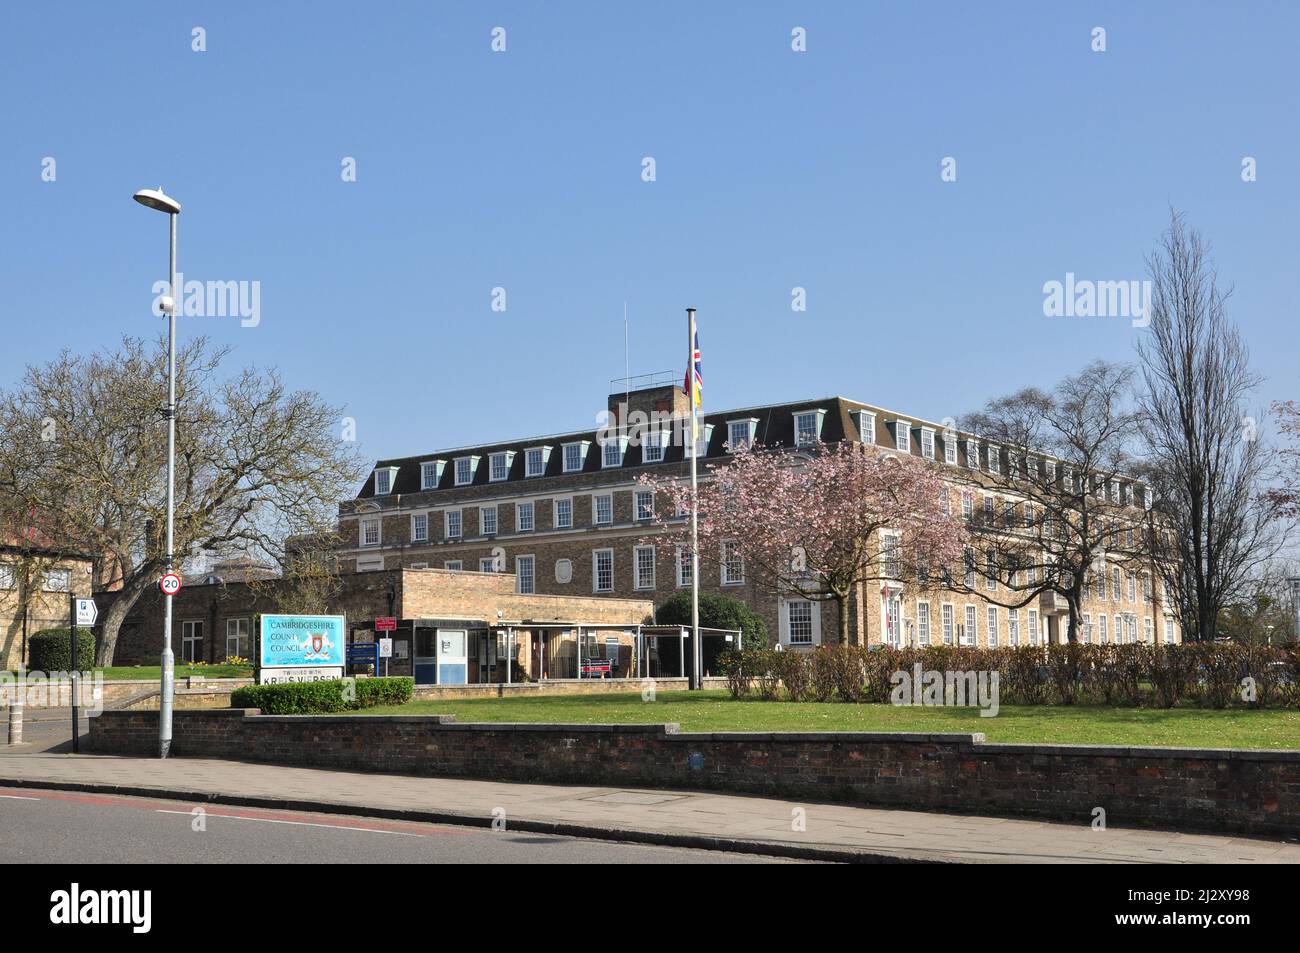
[[133, 187, 182, 759]]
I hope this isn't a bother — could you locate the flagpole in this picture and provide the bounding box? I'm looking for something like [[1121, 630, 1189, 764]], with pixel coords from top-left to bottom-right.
[[687, 308, 701, 690]]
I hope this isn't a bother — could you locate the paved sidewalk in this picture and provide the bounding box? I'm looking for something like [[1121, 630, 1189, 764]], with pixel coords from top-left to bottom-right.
[[0, 751, 1296, 863]]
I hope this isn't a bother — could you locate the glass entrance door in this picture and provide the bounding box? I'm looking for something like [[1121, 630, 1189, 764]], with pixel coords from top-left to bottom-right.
[[438, 630, 467, 685]]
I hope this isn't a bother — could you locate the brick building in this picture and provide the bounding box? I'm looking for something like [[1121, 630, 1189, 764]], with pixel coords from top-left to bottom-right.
[[109, 566, 662, 684], [337, 378, 1182, 651], [0, 542, 96, 669]]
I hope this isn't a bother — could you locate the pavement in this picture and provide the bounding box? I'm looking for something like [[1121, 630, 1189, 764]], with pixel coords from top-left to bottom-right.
[[2, 745, 1298, 863]]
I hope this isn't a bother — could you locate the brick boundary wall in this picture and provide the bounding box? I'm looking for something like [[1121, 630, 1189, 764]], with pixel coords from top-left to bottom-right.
[[87, 709, 1300, 836]]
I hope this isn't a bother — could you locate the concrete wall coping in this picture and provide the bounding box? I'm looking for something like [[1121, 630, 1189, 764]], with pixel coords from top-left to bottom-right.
[[92, 709, 1300, 761]]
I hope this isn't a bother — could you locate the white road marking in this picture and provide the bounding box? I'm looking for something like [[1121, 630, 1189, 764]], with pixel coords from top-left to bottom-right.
[[0, 795, 40, 800], [154, 810, 426, 837]]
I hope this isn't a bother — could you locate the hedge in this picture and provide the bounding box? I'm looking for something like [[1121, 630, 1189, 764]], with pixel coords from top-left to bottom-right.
[[28, 627, 96, 672], [230, 677, 413, 714], [656, 591, 767, 651], [717, 643, 1300, 709]]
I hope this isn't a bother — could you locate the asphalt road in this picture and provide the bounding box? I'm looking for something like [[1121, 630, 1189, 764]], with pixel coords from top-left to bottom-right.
[[0, 787, 797, 864]]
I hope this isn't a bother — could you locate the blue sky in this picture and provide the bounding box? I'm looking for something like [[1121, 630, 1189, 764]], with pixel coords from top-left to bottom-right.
[[3, 1, 1297, 470]]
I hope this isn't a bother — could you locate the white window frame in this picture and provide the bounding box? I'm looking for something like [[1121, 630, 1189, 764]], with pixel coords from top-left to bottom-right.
[[782, 598, 819, 647], [675, 544, 693, 588], [592, 548, 614, 593], [966, 440, 979, 469], [642, 428, 666, 463], [411, 512, 428, 543], [489, 452, 513, 482], [1027, 608, 1040, 645], [480, 505, 498, 536], [917, 601, 931, 645], [726, 418, 758, 452], [593, 494, 613, 526], [524, 447, 549, 478], [721, 540, 744, 585], [920, 426, 935, 460], [0, 562, 14, 590], [516, 500, 534, 533], [963, 604, 977, 645], [853, 410, 877, 445], [634, 489, 654, 522], [986, 606, 999, 647], [516, 555, 536, 594], [941, 603, 955, 644], [181, 620, 204, 663], [553, 497, 573, 529], [894, 419, 911, 453], [444, 560, 463, 571], [562, 441, 587, 473], [480, 557, 497, 573], [444, 509, 462, 540], [373, 467, 398, 496], [360, 517, 381, 548], [792, 409, 826, 448], [943, 428, 958, 465], [42, 568, 71, 592], [987, 446, 1000, 476], [420, 460, 444, 491], [633, 545, 656, 590], [454, 456, 478, 487], [601, 436, 628, 468], [1008, 608, 1020, 646]]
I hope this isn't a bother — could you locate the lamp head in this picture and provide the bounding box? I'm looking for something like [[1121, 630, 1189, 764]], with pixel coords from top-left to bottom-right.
[[133, 188, 182, 215]]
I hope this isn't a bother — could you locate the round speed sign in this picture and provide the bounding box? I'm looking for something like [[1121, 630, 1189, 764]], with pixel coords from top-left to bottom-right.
[[159, 572, 183, 596]]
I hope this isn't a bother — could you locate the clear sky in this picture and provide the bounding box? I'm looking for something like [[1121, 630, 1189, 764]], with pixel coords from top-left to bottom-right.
[[3, 1, 1297, 472]]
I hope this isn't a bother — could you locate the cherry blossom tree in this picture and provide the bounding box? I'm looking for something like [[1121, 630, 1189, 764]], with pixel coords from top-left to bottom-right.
[[641, 441, 968, 646]]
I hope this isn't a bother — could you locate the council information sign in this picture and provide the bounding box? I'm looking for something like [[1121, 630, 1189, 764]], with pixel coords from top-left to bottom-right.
[[259, 614, 347, 683]]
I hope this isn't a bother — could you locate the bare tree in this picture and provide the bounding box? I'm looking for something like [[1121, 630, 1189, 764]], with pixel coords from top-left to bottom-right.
[[1137, 212, 1281, 641], [961, 361, 1160, 643], [0, 336, 366, 664]]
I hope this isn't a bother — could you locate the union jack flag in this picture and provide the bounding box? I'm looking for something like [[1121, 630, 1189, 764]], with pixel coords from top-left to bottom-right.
[[683, 326, 702, 408]]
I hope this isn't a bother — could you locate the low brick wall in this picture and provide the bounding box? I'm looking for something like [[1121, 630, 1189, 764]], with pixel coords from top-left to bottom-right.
[[0, 677, 253, 710], [87, 709, 1299, 836]]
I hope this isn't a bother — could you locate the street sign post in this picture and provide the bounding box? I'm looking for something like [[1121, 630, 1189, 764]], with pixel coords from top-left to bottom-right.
[[375, 617, 396, 632], [379, 636, 393, 677], [66, 594, 98, 754]]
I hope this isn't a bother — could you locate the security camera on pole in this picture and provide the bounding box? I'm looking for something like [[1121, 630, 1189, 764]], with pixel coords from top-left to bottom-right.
[[133, 186, 182, 759]]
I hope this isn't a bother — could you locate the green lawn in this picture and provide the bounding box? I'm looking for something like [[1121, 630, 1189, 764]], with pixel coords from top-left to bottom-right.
[[354, 690, 1300, 749], [99, 664, 253, 681]]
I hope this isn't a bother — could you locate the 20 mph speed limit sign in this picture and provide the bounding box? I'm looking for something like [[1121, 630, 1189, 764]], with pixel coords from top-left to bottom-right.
[[159, 573, 183, 596]]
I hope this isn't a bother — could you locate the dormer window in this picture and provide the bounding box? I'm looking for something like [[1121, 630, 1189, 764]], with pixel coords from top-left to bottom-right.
[[987, 446, 1000, 476], [792, 409, 826, 448], [524, 446, 551, 478], [454, 456, 479, 487], [1143, 487, 1153, 510], [420, 460, 445, 491], [601, 435, 628, 468], [373, 467, 398, 496], [943, 427, 958, 464], [966, 440, 979, 469], [562, 441, 590, 473], [893, 420, 911, 453], [851, 409, 876, 445], [920, 427, 935, 460], [642, 428, 665, 463], [489, 451, 514, 482], [727, 418, 758, 452], [693, 423, 714, 458]]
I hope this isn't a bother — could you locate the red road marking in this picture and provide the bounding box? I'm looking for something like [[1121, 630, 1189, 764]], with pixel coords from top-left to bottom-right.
[[0, 786, 472, 837]]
